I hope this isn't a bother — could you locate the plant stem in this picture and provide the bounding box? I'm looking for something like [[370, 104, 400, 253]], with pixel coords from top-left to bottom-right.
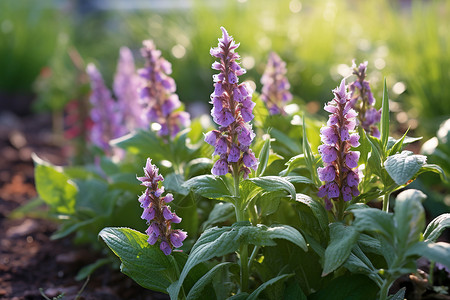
[[336, 198, 345, 221], [232, 163, 249, 293], [378, 277, 393, 300], [383, 192, 390, 212]]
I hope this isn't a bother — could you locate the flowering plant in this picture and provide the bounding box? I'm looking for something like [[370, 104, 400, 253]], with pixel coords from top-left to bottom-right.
[[32, 26, 450, 299], [97, 27, 450, 300]]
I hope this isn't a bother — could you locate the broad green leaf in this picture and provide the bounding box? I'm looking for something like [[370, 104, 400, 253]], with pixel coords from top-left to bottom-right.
[[202, 202, 235, 230], [344, 245, 382, 286], [183, 175, 232, 201], [295, 194, 329, 233], [165, 172, 189, 196], [256, 138, 271, 177], [322, 222, 360, 276], [186, 262, 233, 300], [34, 156, 77, 214], [380, 78, 390, 151], [186, 158, 213, 178], [424, 213, 450, 242], [168, 223, 306, 299], [99, 227, 177, 293], [100, 156, 119, 176], [271, 128, 301, 153], [254, 191, 284, 216], [247, 176, 296, 200], [394, 189, 426, 250], [247, 274, 293, 300], [280, 154, 306, 176], [357, 234, 381, 255], [352, 208, 395, 239], [283, 281, 307, 300], [384, 151, 427, 185], [406, 242, 450, 269]]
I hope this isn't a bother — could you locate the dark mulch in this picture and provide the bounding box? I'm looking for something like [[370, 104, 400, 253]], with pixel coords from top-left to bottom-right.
[[0, 111, 168, 300]]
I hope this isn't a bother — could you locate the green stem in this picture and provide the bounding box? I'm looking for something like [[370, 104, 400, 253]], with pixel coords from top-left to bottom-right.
[[378, 277, 394, 300], [248, 246, 260, 270], [383, 192, 390, 212], [336, 198, 345, 222], [232, 163, 249, 293]]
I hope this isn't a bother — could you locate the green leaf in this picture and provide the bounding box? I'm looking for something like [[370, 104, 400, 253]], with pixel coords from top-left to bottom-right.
[[75, 258, 111, 281], [165, 172, 189, 196], [271, 128, 301, 153], [111, 129, 167, 160], [247, 274, 293, 300], [366, 134, 383, 177], [352, 208, 395, 239], [99, 227, 177, 293], [100, 156, 120, 176], [394, 189, 426, 249], [247, 176, 296, 200], [303, 116, 321, 186], [380, 78, 390, 151], [295, 194, 329, 233], [280, 154, 306, 176], [322, 222, 360, 276], [356, 127, 372, 166], [384, 151, 427, 185], [424, 213, 450, 242], [183, 175, 233, 201], [33, 155, 77, 215], [254, 191, 284, 216], [186, 262, 232, 300], [51, 217, 100, 240], [284, 175, 315, 186], [168, 223, 306, 299], [186, 158, 213, 178], [416, 163, 448, 183], [202, 202, 235, 230], [257, 138, 271, 177], [406, 242, 450, 269]]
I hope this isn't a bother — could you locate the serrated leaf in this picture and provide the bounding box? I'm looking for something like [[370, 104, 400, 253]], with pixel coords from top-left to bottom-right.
[[99, 227, 177, 293], [183, 175, 232, 201], [247, 176, 296, 200], [384, 151, 427, 185], [168, 224, 306, 299], [380, 78, 390, 151], [257, 138, 271, 177], [186, 262, 232, 300], [424, 213, 450, 242], [322, 223, 360, 276], [247, 274, 293, 300]]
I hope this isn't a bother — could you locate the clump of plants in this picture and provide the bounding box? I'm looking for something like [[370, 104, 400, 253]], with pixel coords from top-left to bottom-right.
[[34, 27, 450, 299]]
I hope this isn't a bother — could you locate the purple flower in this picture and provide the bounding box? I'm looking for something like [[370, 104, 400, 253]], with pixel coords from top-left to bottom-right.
[[137, 158, 187, 254], [260, 52, 293, 115], [205, 27, 258, 178], [86, 63, 127, 154], [138, 40, 190, 138], [113, 47, 146, 130], [317, 79, 360, 210], [349, 60, 381, 138]]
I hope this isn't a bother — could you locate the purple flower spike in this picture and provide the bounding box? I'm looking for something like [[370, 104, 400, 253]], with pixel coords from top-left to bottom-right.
[[86, 63, 127, 154], [205, 27, 258, 178], [349, 60, 381, 138], [317, 79, 360, 210], [260, 52, 293, 115], [138, 40, 190, 138], [137, 158, 187, 254], [114, 47, 146, 130]]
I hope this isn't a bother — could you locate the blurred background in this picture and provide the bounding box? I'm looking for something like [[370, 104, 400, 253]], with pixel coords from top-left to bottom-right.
[[1, 0, 449, 138]]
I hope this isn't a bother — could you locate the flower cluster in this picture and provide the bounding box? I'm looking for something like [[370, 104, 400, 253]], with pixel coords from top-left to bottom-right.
[[349, 60, 381, 138], [260, 52, 293, 115], [138, 40, 190, 138], [86, 63, 127, 153], [137, 158, 187, 255], [114, 47, 146, 130], [204, 27, 258, 178], [317, 79, 360, 210]]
